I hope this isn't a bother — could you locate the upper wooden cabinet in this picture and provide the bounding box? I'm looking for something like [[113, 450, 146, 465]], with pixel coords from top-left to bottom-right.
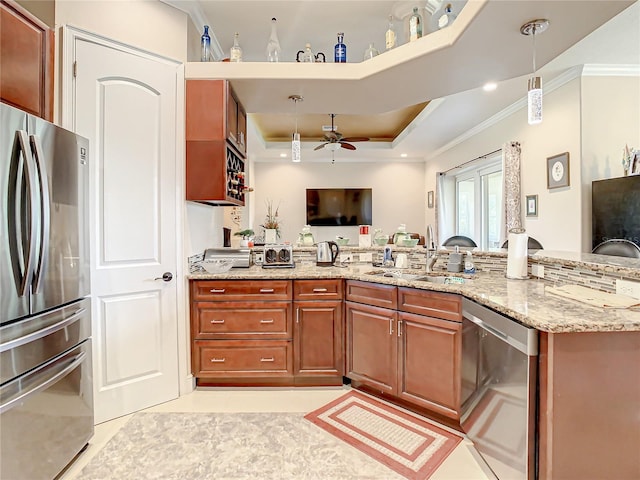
[[0, 0, 53, 121], [186, 79, 247, 206]]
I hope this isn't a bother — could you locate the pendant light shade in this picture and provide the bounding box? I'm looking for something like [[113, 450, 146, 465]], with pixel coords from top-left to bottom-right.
[[289, 95, 303, 163], [527, 76, 543, 125], [520, 19, 548, 125]]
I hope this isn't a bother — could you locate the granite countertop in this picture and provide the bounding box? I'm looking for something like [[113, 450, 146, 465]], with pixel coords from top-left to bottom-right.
[[188, 263, 640, 334]]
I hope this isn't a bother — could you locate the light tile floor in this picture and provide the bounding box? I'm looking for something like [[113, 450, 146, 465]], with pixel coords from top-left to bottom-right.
[[59, 387, 496, 480]]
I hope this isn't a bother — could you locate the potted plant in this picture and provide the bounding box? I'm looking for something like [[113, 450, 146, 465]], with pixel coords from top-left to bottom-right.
[[261, 199, 280, 243], [234, 229, 254, 247]]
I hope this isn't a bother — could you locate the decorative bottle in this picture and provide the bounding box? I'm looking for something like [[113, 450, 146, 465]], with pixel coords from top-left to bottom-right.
[[334, 32, 347, 63], [363, 43, 379, 61], [201, 25, 211, 62], [266, 17, 282, 62], [230, 32, 243, 62], [385, 15, 397, 50], [409, 6, 423, 42], [297, 43, 315, 63], [437, 3, 457, 29]]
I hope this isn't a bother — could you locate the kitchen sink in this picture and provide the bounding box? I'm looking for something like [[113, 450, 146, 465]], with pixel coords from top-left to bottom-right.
[[365, 270, 468, 284]]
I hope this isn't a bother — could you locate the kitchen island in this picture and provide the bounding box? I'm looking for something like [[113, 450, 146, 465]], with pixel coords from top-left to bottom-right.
[[188, 259, 640, 480]]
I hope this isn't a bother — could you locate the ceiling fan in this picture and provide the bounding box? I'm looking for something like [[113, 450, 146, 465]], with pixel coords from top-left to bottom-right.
[[314, 114, 370, 151]]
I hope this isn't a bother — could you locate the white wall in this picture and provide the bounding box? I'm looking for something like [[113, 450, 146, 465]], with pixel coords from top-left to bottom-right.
[[580, 74, 640, 251], [425, 78, 583, 252], [55, 0, 188, 62], [253, 161, 426, 243]]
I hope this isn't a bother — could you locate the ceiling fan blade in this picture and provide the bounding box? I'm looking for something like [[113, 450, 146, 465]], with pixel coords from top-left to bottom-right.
[[341, 137, 370, 142], [314, 143, 328, 151], [340, 142, 357, 151]]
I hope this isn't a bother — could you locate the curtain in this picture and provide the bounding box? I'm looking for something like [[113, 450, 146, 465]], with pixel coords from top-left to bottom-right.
[[501, 141, 522, 244]]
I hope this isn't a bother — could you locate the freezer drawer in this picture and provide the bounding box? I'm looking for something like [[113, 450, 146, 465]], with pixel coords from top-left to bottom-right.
[[0, 297, 91, 384], [0, 340, 93, 480]]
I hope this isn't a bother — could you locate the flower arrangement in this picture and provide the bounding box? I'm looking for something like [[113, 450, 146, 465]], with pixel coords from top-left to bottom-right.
[[233, 229, 254, 239], [261, 199, 281, 238]]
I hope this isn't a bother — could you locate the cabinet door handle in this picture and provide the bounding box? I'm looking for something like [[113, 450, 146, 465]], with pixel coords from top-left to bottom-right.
[[397, 320, 402, 337], [260, 318, 274, 324], [260, 357, 275, 362], [210, 357, 225, 363], [312, 288, 328, 293], [389, 318, 394, 335], [209, 289, 225, 293], [259, 288, 275, 293], [210, 319, 225, 324], [296, 308, 300, 324]]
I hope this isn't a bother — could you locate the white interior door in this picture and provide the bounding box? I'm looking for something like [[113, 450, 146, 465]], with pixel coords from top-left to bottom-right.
[[72, 37, 180, 423]]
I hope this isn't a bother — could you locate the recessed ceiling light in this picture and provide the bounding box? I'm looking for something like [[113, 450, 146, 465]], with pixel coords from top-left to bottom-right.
[[280, 153, 287, 158], [483, 82, 497, 92], [400, 153, 408, 158]]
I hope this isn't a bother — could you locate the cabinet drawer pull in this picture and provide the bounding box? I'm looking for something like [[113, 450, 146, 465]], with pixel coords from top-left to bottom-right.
[[260, 357, 275, 362], [210, 319, 225, 324], [210, 357, 225, 363], [259, 318, 274, 324], [312, 288, 328, 293], [259, 288, 275, 293], [209, 289, 226, 293]]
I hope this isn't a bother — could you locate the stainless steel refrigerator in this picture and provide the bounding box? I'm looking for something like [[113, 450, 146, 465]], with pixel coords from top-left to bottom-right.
[[0, 103, 93, 480]]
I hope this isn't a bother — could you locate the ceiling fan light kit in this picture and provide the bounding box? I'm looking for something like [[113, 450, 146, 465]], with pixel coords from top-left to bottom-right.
[[520, 19, 549, 125]]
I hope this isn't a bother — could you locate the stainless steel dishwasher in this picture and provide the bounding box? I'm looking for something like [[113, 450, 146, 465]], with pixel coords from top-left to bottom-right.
[[460, 298, 538, 480]]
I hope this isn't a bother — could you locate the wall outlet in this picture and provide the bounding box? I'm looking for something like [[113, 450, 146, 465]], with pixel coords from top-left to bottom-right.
[[339, 253, 353, 263], [616, 279, 640, 300], [359, 252, 373, 263], [531, 264, 544, 278]]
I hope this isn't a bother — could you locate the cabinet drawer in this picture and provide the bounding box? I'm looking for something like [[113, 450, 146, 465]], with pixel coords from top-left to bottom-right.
[[398, 288, 461, 322], [294, 279, 343, 300], [194, 340, 293, 375], [191, 280, 292, 301], [345, 280, 397, 310], [193, 301, 291, 338]]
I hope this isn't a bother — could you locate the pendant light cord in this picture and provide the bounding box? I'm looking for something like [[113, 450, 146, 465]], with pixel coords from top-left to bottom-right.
[[532, 25, 537, 74]]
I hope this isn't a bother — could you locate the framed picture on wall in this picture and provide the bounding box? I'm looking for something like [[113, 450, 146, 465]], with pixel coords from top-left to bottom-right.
[[427, 190, 434, 208], [547, 152, 570, 189], [526, 194, 538, 217]]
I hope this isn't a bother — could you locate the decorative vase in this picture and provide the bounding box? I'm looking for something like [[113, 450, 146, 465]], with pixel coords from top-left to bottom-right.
[[265, 229, 277, 244], [239, 239, 250, 247]]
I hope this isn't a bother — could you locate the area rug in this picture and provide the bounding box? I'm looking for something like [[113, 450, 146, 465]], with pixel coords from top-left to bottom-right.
[[74, 411, 409, 479], [304, 391, 463, 480]]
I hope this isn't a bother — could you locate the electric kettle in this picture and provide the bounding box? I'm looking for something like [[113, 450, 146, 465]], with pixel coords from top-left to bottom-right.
[[316, 241, 339, 266]]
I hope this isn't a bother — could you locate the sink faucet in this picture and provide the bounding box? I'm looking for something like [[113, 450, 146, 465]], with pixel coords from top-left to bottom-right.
[[425, 225, 438, 272]]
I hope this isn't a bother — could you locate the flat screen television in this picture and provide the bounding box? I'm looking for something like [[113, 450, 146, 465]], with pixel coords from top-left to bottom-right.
[[592, 175, 640, 249], [306, 188, 372, 226]]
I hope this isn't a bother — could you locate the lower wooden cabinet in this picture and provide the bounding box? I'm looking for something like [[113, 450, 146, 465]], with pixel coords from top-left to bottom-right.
[[345, 280, 462, 420], [345, 301, 397, 395], [397, 312, 461, 419]]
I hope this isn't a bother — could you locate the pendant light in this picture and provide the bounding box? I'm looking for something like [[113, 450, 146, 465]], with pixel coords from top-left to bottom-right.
[[520, 19, 549, 125], [289, 95, 303, 162]]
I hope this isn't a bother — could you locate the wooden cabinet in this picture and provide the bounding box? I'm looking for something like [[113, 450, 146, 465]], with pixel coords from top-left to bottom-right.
[[190, 280, 294, 385], [0, 0, 53, 121], [293, 280, 344, 386], [186, 79, 247, 206], [397, 311, 461, 419], [345, 281, 462, 419]]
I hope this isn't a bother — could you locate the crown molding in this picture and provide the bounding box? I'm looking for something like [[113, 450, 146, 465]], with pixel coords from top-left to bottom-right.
[[582, 64, 640, 76]]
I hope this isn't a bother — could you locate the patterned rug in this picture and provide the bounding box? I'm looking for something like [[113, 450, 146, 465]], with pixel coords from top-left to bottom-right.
[[304, 391, 463, 480]]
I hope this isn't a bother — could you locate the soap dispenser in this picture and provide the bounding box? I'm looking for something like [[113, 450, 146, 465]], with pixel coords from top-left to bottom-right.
[[464, 251, 476, 274]]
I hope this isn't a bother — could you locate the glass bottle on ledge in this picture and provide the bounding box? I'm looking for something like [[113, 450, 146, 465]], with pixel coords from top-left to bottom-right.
[[363, 43, 379, 61], [409, 6, 423, 42], [201, 25, 212, 61], [266, 17, 281, 62], [385, 15, 397, 50], [437, 3, 457, 29], [334, 32, 347, 63], [230, 32, 243, 62], [297, 43, 316, 62]]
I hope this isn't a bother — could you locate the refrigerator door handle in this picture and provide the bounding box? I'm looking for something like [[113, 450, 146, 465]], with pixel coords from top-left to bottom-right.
[[7, 130, 38, 297], [29, 135, 50, 294]]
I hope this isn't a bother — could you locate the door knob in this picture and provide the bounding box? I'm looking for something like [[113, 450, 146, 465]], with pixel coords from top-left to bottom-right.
[[154, 272, 173, 282]]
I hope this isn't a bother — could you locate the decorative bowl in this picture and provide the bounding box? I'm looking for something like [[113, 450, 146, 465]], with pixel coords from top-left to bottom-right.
[[335, 237, 350, 246], [373, 235, 390, 246], [399, 238, 419, 248], [198, 259, 235, 274]]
